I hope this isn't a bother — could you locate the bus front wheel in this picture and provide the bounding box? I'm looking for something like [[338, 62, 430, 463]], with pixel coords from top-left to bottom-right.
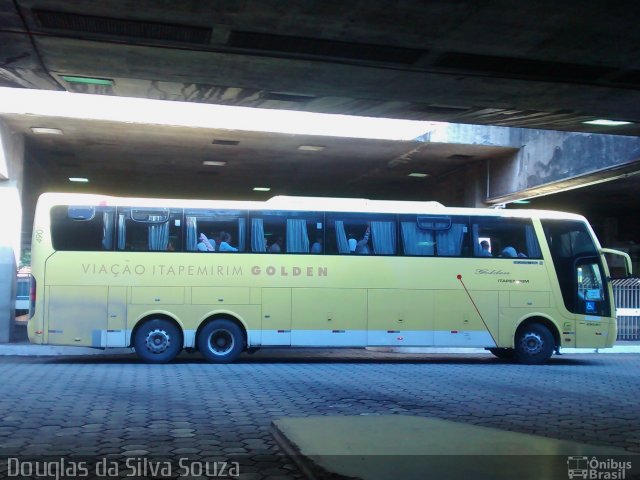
[[198, 319, 244, 364], [514, 323, 555, 365], [133, 318, 183, 364]]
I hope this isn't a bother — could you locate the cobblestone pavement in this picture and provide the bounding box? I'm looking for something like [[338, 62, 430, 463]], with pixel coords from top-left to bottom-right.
[[0, 349, 639, 479]]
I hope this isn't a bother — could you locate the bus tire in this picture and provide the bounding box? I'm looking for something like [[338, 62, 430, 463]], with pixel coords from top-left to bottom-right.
[[514, 323, 555, 365], [488, 348, 515, 360], [133, 318, 182, 364], [198, 319, 244, 364]]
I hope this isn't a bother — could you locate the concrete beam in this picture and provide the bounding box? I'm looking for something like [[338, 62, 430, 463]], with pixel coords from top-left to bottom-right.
[[488, 128, 640, 204], [418, 123, 640, 205]]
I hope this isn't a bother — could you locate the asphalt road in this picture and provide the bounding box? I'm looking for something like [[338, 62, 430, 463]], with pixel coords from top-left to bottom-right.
[[0, 349, 638, 479]]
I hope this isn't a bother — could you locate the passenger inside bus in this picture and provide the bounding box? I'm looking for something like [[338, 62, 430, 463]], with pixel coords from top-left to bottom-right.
[[310, 237, 322, 253], [269, 237, 284, 253], [218, 232, 239, 252], [348, 232, 357, 252], [197, 233, 215, 252], [355, 226, 371, 254], [479, 240, 492, 256]]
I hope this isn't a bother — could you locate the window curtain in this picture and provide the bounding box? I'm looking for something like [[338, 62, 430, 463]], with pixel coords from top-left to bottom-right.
[[525, 224, 542, 258], [186, 216, 198, 251], [401, 222, 434, 256], [286, 219, 309, 253], [238, 218, 246, 251], [436, 224, 465, 256], [148, 215, 169, 251], [117, 213, 126, 250], [335, 221, 350, 254], [102, 211, 114, 250], [371, 221, 396, 254], [472, 223, 481, 256], [251, 218, 266, 252]]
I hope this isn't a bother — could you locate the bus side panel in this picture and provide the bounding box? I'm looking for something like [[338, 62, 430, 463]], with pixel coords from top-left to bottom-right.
[[48, 285, 108, 347], [576, 318, 612, 348], [434, 290, 498, 347], [367, 289, 434, 346], [107, 286, 127, 347], [291, 288, 367, 346], [261, 288, 292, 346]]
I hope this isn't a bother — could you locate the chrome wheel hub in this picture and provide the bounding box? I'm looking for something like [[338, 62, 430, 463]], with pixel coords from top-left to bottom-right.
[[145, 328, 171, 354], [520, 332, 544, 355], [208, 329, 234, 356]]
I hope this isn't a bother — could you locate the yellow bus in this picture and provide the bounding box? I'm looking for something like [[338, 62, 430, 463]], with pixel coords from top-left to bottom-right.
[[28, 192, 631, 364]]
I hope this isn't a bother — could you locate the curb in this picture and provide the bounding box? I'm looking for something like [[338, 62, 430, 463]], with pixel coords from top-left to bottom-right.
[[0, 344, 638, 356]]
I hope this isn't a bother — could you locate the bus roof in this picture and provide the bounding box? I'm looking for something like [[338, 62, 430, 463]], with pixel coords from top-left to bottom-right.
[[36, 192, 587, 221]]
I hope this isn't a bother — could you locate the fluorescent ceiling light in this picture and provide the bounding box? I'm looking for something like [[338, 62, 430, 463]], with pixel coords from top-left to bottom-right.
[[202, 160, 227, 166], [211, 139, 239, 145], [253, 187, 271, 192], [68, 177, 89, 183], [31, 127, 63, 135], [408, 172, 428, 178], [0, 87, 445, 141], [62, 76, 114, 86], [511, 199, 531, 204], [582, 119, 632, 126], [298, 145, 325, 151]]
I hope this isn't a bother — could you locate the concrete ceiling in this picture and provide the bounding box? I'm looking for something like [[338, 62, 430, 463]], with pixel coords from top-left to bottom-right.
[[2, 0, 640, 208], [7, 112, 511, 199]]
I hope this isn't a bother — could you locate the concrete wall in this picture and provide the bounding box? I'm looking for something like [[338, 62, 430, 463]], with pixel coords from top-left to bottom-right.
[[0, 119, 24, 342]]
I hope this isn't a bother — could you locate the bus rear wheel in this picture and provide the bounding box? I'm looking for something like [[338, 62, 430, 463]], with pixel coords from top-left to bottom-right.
[[198, 319, 244, 364], [133, 318, 182, 364], [514, 323, 555, 365]]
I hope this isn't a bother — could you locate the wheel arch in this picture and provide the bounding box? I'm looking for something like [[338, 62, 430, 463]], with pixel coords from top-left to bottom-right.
[[515, 314, 561, 349]]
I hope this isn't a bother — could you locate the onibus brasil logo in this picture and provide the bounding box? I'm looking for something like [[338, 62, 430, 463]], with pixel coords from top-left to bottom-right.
[[567, 456, 633, 479]]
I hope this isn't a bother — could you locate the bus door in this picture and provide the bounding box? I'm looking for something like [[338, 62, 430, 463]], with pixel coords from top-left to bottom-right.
[[574, 256, 610, 348], [541, 220, 612, 348]]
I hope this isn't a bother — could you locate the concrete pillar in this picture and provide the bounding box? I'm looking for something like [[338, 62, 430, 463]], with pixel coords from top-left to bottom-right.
[[0, 248, 16, 343], [0, 119, 25, 343], [462, 163, 487, 207]]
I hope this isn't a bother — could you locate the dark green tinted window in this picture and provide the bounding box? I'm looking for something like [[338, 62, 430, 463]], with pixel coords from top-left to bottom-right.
[[51, 205, 116, 251]]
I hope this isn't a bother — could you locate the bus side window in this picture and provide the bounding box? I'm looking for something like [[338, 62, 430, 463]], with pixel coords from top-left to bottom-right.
[[184, 209, 247, 253], [116, 207, 182, 252], [326, 213, 396, 255], [250, 211, 323, 254], [51, 205, 116, 251], [400, 215, 468, 257], [471, 217, 542, 259]]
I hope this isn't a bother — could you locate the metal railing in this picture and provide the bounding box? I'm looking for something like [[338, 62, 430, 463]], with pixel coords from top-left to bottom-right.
[[612, 277, 640, 341]]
